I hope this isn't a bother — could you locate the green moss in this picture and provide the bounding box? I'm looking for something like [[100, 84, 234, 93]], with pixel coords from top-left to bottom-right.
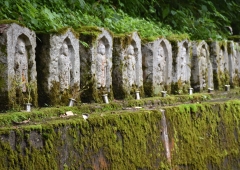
[[48, 27, 79, 39], [143, 81, 153, 97], [0, 64, 6, 92], [167, 100, 240, 169], [0, 110, 169, 169], [0, 100, 240, 169], [167, 34, 190, 41], [0, 20, 25, 27], [213, 70, 230, 90], [0, 44, 8, 110], [76, 26, 102, 40], [141, 35, 164, 44], [114, 32, 135, 49], [228, 35, 240, 42]]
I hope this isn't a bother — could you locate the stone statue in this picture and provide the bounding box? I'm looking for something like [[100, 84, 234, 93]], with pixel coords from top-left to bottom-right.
[[180, 47, 187, 81], [96, 41, 107, 88], [156, 46, 166, 83], [14, 39, 28, 92], [199, 48, 207, 88], [233, 50, 239, 71], [219, 49, 225, 70], [59, 42, 72, 91], [126, 45, 136, 86]]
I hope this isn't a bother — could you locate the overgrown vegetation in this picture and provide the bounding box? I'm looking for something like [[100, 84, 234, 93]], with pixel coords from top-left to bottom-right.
[[0, 0, 240, 40]]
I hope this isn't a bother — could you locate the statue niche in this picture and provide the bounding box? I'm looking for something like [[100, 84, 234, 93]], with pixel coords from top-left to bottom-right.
[[219, 48, 225, 71], [96, 41, 107, 88], [199, 47, 208, 89], [179, 46, 187, 82], [58, 42, 72, 91], [155, 45, 166, 85], [14, 38, 28, 92], [126, 44, 136, 87]]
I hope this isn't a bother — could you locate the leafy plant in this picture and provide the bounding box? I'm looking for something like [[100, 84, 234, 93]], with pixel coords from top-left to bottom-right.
[[25, 81, 35, 103], [0, 0, 240, 40]]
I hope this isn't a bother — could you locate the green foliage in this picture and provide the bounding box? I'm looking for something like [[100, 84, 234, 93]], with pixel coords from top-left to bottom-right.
[[1, 0, 239, 40]]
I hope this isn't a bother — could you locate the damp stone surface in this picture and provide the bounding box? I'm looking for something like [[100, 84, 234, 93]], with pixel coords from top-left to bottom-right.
[[36, 29, 80, 106], [79, 27, 113, 103], [113, 32, 143, 99], [191, 41, 213, 92], [142, 38, 172, 96], [0, 23, 37, 110]]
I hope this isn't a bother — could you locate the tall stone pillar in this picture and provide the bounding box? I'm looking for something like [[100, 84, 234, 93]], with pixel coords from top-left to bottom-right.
[[191, 41, 213, 92], [142, 38, 172, 96], [36, 28, 80, 106], [79, 27, 113, 103], [113, 32, 143, 99], [0, 23, 37, 110]]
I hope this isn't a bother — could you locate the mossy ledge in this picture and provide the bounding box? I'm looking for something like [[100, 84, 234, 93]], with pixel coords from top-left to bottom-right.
[[0, 99, 240, 169]]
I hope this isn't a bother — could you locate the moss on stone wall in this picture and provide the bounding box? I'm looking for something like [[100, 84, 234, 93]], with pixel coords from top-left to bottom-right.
[[228, 35, 240, 42], [143, 81, 153, 97], [0, 100, 240, 169], [213, 70, 230, 90], [0, 110, 169, 170], [0, 20, 25, 27], [50, 27, 79, 39], [166, 100, 240, 169]]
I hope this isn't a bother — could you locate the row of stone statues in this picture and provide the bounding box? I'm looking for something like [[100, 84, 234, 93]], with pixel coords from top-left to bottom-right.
[[0, 23, 239, 109]]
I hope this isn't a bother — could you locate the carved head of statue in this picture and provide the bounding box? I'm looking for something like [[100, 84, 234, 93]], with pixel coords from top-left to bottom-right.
[[16, 39, 25, 55], [182, 46, 187, 56], [62, 43, 68, 56], [98, 42, 106, 55], [219, 49, 223, 59], [157, 46, 164, 57], [127, 45, 134, 55], [200, 48, 207, 58]]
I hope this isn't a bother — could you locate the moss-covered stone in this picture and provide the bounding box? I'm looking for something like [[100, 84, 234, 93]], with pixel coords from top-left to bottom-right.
[[166, 100, 240, 169], [0, 100, 240, 169], [0, 20, 25, 27], [228, 35, 240, 42]]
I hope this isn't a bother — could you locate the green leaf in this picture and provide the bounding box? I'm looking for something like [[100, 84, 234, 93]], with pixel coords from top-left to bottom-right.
[[16, 4, 23, 12], [4, 1, 9, 8], [171, 10, 176, 15], [162, 6, 170, 19], [201, 5, 208, 12]]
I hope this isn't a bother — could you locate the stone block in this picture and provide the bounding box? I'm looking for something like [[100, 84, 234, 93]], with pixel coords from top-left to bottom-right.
[[171, 40, 191, 94], [113, 32, 143, 99], [191, 41, 213, 92], [0, 23, 37, 110], [142, 38, 172, 96], [209, 41, 230, 90], [79, 27, 113, 103], [36, 29, 80, 106], [228, 41, 240, 87]]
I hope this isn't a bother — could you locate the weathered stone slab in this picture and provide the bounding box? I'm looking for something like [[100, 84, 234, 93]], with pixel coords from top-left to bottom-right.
[[36, 29, 80, 106], [0, 23, 37, 110], [209, 41, 230, 90], [79, 27, 112, 103], [142, 38, 172, 96], [228, 41, 240, 87], [191, 41, 213, 92], [171, 40, 191, 94], [113, 32, 143, 99]]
